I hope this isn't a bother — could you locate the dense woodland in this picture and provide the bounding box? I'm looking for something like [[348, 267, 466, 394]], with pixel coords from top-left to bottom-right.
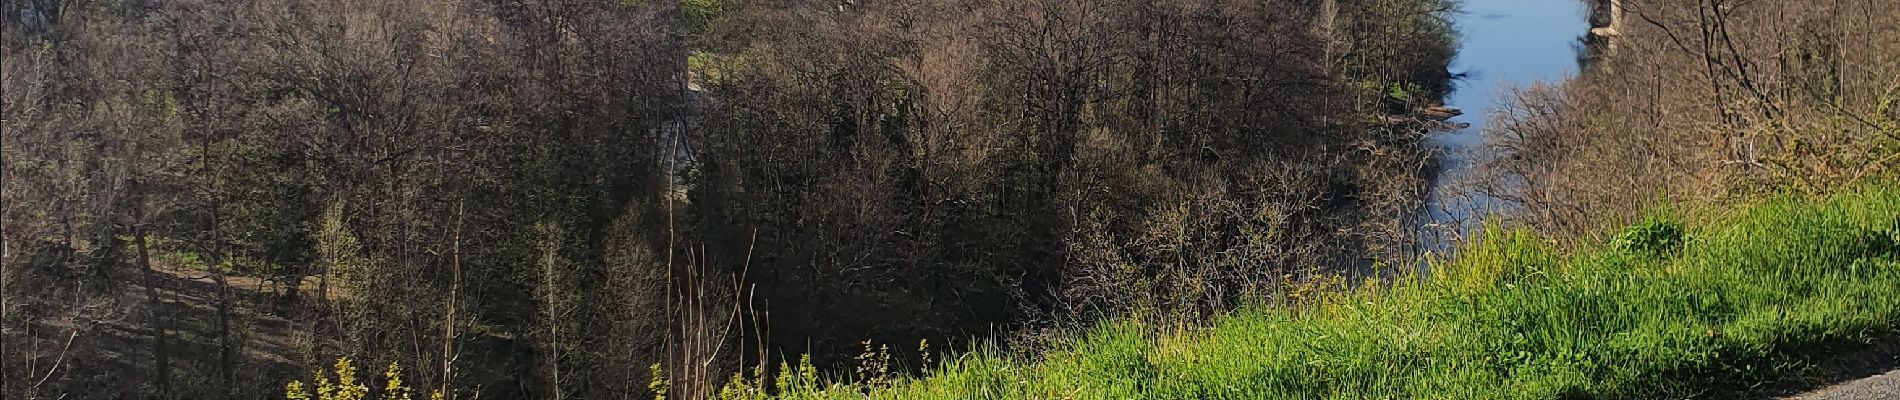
[[1, 0, 1458, 398]]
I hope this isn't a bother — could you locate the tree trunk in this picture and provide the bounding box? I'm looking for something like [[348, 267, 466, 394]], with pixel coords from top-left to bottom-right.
[[312, 199, 335, 354], [214, 257, 233, 398], [208, 161, 235, 399], [196, 108, 235, 398], [133, 182, 173, 398], [2, 113, 12, 397], [540, 224, 564, 400], [439, 202, 463, 398]]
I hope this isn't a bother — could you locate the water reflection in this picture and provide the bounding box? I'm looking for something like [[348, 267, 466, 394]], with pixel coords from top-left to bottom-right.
[[1419, 0, 1589, 255]]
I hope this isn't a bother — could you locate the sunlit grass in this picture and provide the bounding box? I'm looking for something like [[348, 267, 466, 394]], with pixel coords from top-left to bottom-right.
[[747, 185, 1899, 399]]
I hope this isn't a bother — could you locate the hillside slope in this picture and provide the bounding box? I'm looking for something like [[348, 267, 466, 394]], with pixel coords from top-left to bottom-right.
[[733, 185, 1900, 399]]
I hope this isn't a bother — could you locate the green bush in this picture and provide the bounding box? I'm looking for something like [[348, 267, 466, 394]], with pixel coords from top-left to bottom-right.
[[682, 0, 723, 34], [1610, 217, 1686, 255], [286, 358, 441, 400]]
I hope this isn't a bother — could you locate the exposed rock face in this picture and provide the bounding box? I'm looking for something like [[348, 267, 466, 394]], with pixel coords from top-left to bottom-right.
[[1588, 0, 1624, 38], [1586, 0, 1625, 56]]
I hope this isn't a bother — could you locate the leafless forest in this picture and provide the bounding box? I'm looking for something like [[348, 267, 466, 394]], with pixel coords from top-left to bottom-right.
[[2, 0, 1460, 398], [1477, 0, 1900, 239]]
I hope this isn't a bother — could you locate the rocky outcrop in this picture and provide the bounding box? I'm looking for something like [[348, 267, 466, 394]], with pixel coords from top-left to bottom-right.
[[1582, 0, 1626, 62], [1587, 0, 1624, 40]]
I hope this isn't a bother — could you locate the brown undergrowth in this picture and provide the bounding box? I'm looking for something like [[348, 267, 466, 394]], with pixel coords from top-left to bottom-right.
[[1473, 0, 1900, 244]]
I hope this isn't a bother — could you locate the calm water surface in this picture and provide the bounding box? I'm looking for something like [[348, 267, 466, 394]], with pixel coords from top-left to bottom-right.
[[1421, 0, 1589, 251]]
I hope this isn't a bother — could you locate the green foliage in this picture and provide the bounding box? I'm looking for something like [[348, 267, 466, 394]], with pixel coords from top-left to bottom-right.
[[853, 340, 895, 387], [1341, 0, 1460, 92], [777, 354, 821, 394], [1878, 82, 1900, 131], [682, 0, 723, 34], [313, 200, 363, 287], [286, 358, 439, 400], [1437, 224, 1560, 296], [744, 185, 1900, 399], [649, 362, 670, 400], [290, 358, 367, 400], [1610, 217, 1686, 255], [381, 362, 413, 400], [715, 367, 769, 400], [1386, 82, 1422, 103]]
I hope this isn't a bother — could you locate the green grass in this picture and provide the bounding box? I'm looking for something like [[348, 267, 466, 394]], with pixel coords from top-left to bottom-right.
[[739, 185, 1900, 399]]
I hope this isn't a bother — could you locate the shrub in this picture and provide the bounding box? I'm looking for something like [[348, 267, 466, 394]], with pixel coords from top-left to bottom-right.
[[285, 358, 440, 400], [1611, 218, 1686, 255]]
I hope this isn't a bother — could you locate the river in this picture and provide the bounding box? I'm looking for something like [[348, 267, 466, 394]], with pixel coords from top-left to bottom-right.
[[1419, 0, 1590, 254]]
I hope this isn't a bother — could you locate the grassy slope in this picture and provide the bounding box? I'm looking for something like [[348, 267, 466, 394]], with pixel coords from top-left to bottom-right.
[[752, 185, 1900, 399]]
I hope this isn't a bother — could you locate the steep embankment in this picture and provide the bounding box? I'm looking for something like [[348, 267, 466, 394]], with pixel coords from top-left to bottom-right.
[[732, 185, 1899, 399]]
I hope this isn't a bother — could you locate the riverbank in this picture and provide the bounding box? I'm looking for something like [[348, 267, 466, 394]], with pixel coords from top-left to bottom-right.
[[1416, 0, 1588, 254], [1471, 0, 1900, 241], [726, 185, 1899, 399]]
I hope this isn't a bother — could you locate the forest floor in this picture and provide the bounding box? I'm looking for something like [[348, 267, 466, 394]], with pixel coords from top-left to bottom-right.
[[29, 261, 304, 398]]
